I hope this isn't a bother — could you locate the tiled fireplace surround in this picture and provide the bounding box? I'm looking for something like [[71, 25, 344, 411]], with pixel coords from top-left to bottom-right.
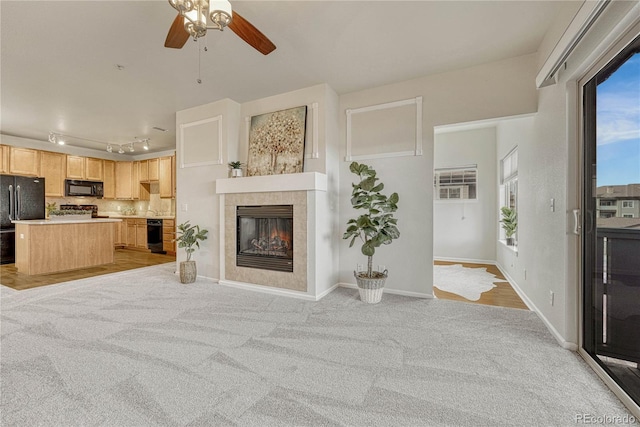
[[216, 172, 333, 300]]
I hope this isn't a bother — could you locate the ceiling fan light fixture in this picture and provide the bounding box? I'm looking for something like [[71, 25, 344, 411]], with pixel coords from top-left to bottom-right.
[[209, 1, 232, 29], [57, 138, 65, 145], [106, 144, 113, 153], [129, 143, 135, 152], [118, 146, 125, 154], [143, 141, 150, 150], [48, 132, 57, 144]]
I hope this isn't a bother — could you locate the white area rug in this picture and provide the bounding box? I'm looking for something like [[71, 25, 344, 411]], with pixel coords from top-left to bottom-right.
[[434, 264, 507, 301]]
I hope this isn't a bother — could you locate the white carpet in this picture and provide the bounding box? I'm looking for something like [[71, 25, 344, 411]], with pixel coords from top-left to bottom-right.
[[433, 264, 507, 301], [1, 264, 637, 426]]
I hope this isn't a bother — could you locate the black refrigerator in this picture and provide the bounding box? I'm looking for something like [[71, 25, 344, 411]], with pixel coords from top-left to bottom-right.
[[0, 175, 46, 264]]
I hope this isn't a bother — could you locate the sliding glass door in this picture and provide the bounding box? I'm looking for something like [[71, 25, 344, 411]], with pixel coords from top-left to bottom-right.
[[583, 34, 640, 406]]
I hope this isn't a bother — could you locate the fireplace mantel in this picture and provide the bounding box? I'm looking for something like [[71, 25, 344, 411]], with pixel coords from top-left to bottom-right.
[[216, 172, 327, 194]]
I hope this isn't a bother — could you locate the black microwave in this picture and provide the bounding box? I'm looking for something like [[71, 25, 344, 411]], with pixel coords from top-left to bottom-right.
[[64, 180, 104, 198]]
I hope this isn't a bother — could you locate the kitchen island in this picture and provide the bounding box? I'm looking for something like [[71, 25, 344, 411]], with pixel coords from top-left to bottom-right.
[[12, 218, 122, 275]]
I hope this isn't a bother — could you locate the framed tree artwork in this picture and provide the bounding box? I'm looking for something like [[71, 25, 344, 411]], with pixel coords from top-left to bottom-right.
[[247, 106, 307, 176]]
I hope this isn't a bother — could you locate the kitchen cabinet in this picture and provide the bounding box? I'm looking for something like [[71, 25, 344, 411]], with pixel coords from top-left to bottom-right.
[[40, 151, 66, 197], [66, 155, 85, 179], [113, 220, 125, 247], [132, 162, 150, 201], [159, 156, 174, 199], [115, 162, 133, 199], [123, 218, 148, 250], [114, 161, 149, 201], [139, 160, 149, 182], [103, 160, 116, 199], [0, 145, 9, 174], [9, 147, 40, 176], [85, 158, 104, 181], [163, 219, 176, 254], [66, 156, 104, 181], [135, 219, 147, 249], [148, 158, 159, 181]]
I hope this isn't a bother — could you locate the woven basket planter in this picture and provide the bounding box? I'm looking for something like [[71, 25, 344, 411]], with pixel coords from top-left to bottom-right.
[[180, 261, 197, 284], [354, 270, 388, 304]]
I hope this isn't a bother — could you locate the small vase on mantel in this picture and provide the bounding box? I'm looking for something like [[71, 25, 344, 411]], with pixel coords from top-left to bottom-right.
[[231, 168, 243, 178], [228, 161, 244, 178]]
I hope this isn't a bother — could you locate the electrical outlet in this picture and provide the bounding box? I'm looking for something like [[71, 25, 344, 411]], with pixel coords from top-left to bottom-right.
[[181, 203, 188, 212], [550, 198, 555, 212], [524, 269, 527, 280], [117, 205, 121, 211], [549, 291, 555, 306], [357, 264, 364, 272]]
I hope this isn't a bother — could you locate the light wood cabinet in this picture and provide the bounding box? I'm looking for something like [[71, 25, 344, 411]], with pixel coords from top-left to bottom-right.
[[139, 160, 149, 182], [159, 156, 174, 199], [163, 219, 176, 254], [115, 162, 133, 199], [66, 155, 85, 179], [123, 218, 148, 250], [103, 160, 116, 199], [114, 161, 149, 201], [0, 145, 9, 174], [126, 219, 137, 247], [85, 158, 103, 181], [113, 221, 125, 247], [9, 147, 40, 176], [148, 158, 159, 181], [40, 151, 66, 197], [135, 219, 147, 249], [67, 156, 103, 181]]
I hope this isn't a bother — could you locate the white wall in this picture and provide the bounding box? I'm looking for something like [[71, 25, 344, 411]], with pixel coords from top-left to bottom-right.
[[434, 126, 497, 263], [338, 53, 538, 297], [175, 98, 240, 279], [511, 0, 640, 346], [176, 84, 340, 284]]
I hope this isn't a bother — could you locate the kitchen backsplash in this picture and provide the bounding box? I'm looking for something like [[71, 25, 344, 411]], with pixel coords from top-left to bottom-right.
[[46, 184, 175, 216]]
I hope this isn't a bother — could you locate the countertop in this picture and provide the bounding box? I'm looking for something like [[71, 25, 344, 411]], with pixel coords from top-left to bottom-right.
[[12, 218, 122, 225]]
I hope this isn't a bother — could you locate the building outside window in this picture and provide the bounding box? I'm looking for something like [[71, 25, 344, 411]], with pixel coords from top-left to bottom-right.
[[622, 200, 634, 208], [434, 167, 477, 200]]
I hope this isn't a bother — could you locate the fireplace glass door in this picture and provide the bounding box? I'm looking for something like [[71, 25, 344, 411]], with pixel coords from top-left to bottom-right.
[[237, 205, 293, 272]]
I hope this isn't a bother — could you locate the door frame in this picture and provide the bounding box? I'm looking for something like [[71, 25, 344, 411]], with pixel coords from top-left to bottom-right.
[[575, 22, 640, 417]]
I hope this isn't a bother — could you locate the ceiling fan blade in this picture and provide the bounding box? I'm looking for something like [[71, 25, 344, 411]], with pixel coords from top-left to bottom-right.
[[228, 11, 276, 55], [165, 14, 189, 49]]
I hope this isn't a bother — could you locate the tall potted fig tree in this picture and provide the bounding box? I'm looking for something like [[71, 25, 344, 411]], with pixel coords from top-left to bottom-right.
[[175, 221, 208, 284], [343, 162, 400, 303]]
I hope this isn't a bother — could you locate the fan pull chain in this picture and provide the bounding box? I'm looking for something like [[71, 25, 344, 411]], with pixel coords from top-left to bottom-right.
[[196, 37, 209, 84]]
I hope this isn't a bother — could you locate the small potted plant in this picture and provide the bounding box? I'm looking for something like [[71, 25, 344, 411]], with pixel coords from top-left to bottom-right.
[[174, 221, 208, 283], [228, 161, 244, 178], [343, 162, 400, 303], [500, 206, 517, 246]]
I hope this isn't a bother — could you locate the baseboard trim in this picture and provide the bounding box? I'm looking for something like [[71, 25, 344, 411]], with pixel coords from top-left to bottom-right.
[[495, 263, 578, 351], [434, 256, 498, 265], [217, 279, 337, 301], [338, 282, 433, 299]]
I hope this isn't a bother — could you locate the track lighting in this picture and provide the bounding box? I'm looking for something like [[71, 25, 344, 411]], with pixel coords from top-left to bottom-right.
[[48, 131, 152, 153]]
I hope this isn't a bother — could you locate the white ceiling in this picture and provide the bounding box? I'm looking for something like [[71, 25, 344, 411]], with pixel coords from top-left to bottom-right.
[[1, 1, 567, 156]]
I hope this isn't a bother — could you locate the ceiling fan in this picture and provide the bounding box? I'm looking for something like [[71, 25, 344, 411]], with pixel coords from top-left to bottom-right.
[[165, 0, 276, 55]]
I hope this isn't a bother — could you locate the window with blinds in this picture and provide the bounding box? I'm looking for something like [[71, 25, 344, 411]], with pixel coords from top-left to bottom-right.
[[434, 167, 477, 200]]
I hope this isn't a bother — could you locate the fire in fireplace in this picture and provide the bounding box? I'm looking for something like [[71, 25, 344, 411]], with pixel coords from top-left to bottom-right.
[[237, 205, 293, 272]]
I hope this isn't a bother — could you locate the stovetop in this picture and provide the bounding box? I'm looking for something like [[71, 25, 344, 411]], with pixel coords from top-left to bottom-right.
[[60, 204, 99, 218]]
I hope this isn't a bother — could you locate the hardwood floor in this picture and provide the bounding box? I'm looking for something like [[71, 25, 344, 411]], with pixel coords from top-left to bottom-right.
[[433, 260, 528, 310], [0, 249, 176, 291]]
